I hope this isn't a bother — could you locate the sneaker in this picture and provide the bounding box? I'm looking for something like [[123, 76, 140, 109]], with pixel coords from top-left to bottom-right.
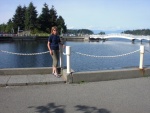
[[55, 73, 61, 78], [52, 73, 58, 78]]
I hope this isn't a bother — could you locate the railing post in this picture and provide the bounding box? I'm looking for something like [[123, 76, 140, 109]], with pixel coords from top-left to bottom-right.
[[66, 46, 71, 74], [139, 45, 144, 69], [59, 45, 63, 68]]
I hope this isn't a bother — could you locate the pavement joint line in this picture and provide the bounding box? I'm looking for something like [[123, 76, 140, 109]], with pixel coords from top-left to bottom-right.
[[6, 76, 11, 86]]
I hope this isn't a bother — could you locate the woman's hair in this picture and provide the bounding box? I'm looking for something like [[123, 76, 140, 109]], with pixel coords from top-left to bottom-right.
[[51, 26, 58, 35]]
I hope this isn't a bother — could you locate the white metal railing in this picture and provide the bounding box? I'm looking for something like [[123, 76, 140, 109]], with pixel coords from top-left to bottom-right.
[[139, 45, 144, 69]]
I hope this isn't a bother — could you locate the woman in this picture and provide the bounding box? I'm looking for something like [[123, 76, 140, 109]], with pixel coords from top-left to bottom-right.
[[47, 26, 64, 78]]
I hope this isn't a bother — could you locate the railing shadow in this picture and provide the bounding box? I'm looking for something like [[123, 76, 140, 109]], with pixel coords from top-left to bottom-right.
[[28, 103, 66, 113], [75, 105, 110, 113]]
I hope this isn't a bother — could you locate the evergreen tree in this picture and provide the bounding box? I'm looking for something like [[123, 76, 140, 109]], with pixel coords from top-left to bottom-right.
[[0, 23, 7, 33], [57, 16, 67, 35], [1, 2, 67, 34], [5, 19, 13, 33], [99, 31, 105, 35], [25, 2, 38, 32], [12, 5, 25, 33], [38, 3, 51, 33], [22, 6, 27, 30], [67, 29, 93, 35], [49, 6, 58, 28], [123, 29, 150, 35], [77, 29, 93, 34], [38, 4, 64, 33]]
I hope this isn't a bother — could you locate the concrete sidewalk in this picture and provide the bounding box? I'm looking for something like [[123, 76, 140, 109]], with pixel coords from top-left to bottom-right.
[[0, 67, 150, 86], [1, 77, 150, 113], [0, 67, 65, 86], [0, 74, 65, 87]]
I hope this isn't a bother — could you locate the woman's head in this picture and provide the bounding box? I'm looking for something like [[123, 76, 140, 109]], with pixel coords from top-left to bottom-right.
[[51, 26, 58, 35]]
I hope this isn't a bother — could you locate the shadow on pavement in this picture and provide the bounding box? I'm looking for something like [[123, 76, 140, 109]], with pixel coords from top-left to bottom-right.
[[29, 103, 110, 113], [28, 103, 66, 113], [75, 105, 110, 113]]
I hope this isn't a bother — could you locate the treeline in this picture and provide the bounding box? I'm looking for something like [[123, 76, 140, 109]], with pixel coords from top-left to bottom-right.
[[0, 2, 67, 34], [67, 29, 93, 35], [122, 29, 150, 35]]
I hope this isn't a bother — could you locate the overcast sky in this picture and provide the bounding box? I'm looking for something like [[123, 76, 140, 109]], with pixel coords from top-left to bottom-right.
[[0, 0, 150, 31]]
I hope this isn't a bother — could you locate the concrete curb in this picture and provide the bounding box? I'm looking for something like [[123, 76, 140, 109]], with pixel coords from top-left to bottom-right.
[[0, 67, 150, 86], [0, 74, 65, 87], [0, 67, 65, 86], [67, 68, 150, 83], [0, 67, 52, 75]]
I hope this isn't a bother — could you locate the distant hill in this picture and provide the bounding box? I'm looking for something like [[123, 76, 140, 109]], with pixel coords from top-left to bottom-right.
[[66, 29, 124, 35], [92, 30, 124, 34], [67, 29, 93, 35], [122, 29, 150, 35]]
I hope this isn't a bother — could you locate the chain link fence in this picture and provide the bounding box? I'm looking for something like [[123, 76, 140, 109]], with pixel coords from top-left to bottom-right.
[[73, 49, 140, 58], [1, 48, 149, 57], [0, 50, 49, 56]]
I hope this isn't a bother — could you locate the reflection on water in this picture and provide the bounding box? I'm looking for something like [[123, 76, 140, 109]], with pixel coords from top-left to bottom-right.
[[0, 39, 150, 72]]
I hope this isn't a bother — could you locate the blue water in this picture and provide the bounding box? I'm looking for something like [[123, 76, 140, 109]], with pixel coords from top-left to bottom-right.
[[0, 39, 150, 72], [65, 40, 150, 72]]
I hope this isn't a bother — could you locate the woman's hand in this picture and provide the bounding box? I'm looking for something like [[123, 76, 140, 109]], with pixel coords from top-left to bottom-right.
[[62, 45, 65, 48], [50, 50, 53, 55]]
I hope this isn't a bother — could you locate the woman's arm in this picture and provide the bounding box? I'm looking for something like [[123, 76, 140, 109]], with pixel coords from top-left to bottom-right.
[[47, 41, 53, 55]]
